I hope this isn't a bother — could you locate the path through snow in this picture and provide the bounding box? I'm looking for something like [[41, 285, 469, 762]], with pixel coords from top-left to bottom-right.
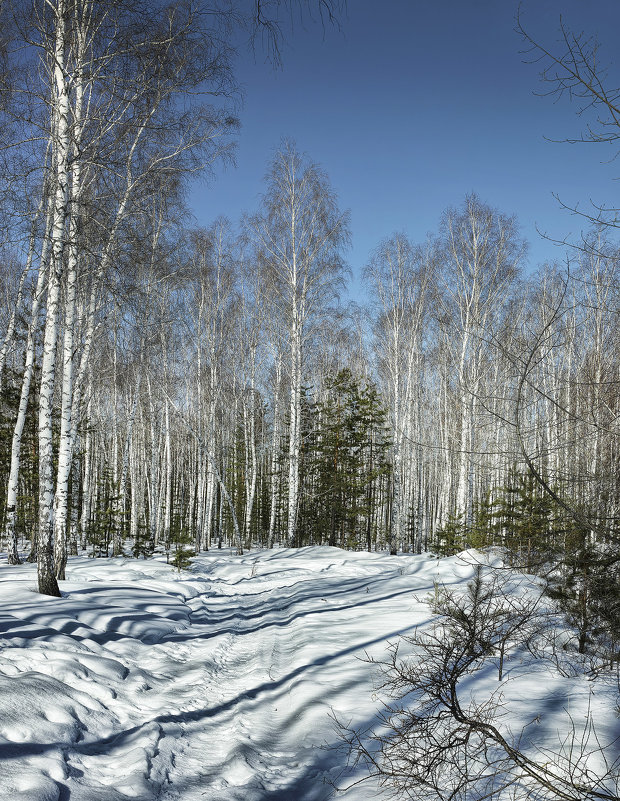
[[0, 547, 617, 800]]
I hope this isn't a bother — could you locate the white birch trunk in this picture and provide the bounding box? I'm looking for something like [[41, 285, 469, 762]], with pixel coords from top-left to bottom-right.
[[286, 320, 302, 546], [53, 136, 84, 575], [454, 316, 471, 519], [38, 0, 71, 596], [4, 196, 54, 565], [268, 352, 282, 548], [243, 361, 258, 545], [0, 246, 35, 392], [204, 352, 219, 548], [114, 382, 141, 554], [79, 395, 93, 549], [129, 436, 141, 547], [163, 396, 172, 547], [146, 376, 161, 545]]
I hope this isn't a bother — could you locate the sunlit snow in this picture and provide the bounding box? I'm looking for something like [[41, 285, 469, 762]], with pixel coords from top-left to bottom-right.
[[0, 547, 617, 800]]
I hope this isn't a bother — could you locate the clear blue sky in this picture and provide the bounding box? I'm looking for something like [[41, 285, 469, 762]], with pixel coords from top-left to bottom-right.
[[190, 0, 620, 299]]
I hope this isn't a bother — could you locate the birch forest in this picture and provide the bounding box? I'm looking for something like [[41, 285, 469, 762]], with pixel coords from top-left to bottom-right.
[[0, 0, 618, 642]]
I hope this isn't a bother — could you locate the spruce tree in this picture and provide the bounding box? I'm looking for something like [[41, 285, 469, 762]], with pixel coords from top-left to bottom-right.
[[432, 512, 467, 557], [308, 370, 390, 550]]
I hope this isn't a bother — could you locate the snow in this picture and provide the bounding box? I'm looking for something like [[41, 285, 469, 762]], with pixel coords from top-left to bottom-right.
[[0, 547, 617, 800]]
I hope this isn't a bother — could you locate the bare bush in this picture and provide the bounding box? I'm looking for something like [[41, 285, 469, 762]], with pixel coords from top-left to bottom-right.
[[338, 567, 620, 801]]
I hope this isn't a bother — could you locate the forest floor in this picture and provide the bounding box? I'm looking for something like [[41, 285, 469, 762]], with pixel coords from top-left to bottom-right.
[[0, 546, 617, 800]]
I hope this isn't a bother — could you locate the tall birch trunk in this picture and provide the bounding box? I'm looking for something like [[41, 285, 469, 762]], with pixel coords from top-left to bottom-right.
[[4, 196, 54, 565], [0, 255, 33, 392], [389, 368, 402, 556], [113, 382, 141, 555], [38, 0, 71, 597], [286, 320, 301, 546], [243, 355, 258, 546], [268, 352, 282, 548], [53, 56, 85, 577], [163, 397, 172, 548], [454, 317, 471, 519], [79, 395, 93, 549], [146, 376, 161, 545]]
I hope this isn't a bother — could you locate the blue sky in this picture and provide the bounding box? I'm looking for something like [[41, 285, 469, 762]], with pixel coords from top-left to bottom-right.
[[190, 0, 620, 299]]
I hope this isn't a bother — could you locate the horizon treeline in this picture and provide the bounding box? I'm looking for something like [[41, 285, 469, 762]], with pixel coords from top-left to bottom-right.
[[1, 166, 617, 563], [0, 0, 618, 604]]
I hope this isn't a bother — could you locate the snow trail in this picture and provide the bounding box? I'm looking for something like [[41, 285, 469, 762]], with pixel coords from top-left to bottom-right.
[[1, 547, 615, 800], [0, 547, 432, 799]]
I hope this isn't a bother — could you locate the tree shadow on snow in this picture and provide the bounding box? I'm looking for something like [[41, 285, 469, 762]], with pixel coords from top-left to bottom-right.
[[177, 571, 431, 635]]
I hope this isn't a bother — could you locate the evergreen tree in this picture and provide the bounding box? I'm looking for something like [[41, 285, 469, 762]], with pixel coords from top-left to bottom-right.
[[88, 466, 118, 558], [547, 514, 620, 658], [468, 490, 497, 550], [432, 512, 468, 557], [306, 370, 390, 550], [357, 381, 391, 551], [132, 521, 155, 560], [494, 469, 556, 562], [169, 508, 194, 572]]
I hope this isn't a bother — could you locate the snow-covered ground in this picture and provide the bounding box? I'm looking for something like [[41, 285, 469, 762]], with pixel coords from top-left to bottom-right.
[[0, 547, 617, 800]]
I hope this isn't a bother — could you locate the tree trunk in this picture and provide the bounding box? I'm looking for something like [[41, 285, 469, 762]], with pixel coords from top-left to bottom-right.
[[38, 0, 71, 597], [287, 321, 302, 546], [268, 352, 282, 548], [4, 198, 53, 565]]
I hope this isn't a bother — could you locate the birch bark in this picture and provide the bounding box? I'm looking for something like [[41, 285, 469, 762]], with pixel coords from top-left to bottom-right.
[[53, 27, 86, 578], [38, 0, 71, 596], [250, 144, 348, 548], [0, 255, 32, 393], [267, 351, 283, 547], [4, 196, 54, 565]]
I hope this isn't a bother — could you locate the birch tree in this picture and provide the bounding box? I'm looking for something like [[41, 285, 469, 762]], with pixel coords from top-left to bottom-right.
[[435, 195, 523, 523], [3, 196, 53, 565], [12, 0, 236, 593], [366, 233, 429, 554], [186, 221, 240, 550], [250, 142, 349, 545]]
